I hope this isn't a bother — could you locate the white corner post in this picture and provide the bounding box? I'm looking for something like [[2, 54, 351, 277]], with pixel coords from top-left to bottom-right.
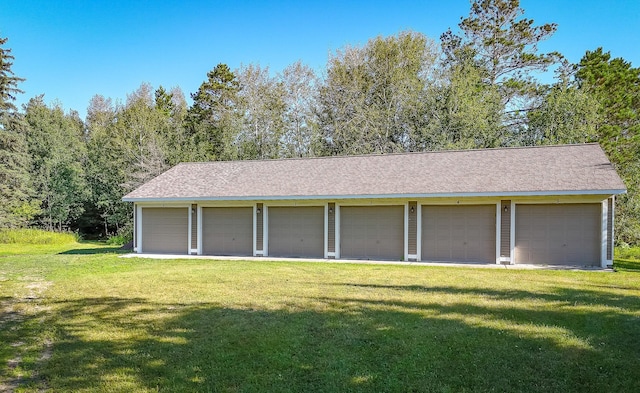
[[335, 204, 341, 259], [609, 196, 615, 266], [509, 201, 516, 265], [416, 203, 422, 262], [263, 205, 269, 257], [253, 204, 258, 257], [324, 204, 329, 259], [495, 202, 501, 264], [197, 205, 203, 255], [404, 202, 409, 262], [187, 206, 192, 255], [601, 199, 608, 268], [136, 204, 143, 253]]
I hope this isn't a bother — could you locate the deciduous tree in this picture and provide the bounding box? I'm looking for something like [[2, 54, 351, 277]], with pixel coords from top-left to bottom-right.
[[317, 31, 438, 155], [24, 96, 88, 230], [235, 64, 286, 159], [281, 61, 318, 157]]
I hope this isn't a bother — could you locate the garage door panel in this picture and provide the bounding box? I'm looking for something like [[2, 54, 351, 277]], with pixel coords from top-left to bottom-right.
[[515, 204, 600, 266], [203, 207, 253, 256], [341, 206, 404, 260], [142, 208, 188, 254], [269, 207, 324, 258], [422, 205, 495, 263]]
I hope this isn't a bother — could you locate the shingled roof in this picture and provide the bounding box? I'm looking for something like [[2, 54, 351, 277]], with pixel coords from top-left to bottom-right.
[[122, 143, 626, 201]]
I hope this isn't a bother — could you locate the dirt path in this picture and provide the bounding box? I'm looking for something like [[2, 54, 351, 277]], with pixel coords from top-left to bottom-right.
[[0, 276, 52, 392]]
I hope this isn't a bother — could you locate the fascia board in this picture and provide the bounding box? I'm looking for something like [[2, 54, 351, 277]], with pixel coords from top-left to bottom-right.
[[122, 189, 626, 203]]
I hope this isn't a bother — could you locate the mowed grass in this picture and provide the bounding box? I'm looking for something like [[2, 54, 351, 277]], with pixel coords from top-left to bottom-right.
[[1, 241, 639, 392]]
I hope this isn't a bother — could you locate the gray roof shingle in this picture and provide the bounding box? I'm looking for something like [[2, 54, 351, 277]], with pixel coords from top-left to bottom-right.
[[122, 143, 626, 201]]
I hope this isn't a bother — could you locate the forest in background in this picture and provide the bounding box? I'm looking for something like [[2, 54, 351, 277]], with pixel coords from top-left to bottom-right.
[[1, 0, 638, 245]]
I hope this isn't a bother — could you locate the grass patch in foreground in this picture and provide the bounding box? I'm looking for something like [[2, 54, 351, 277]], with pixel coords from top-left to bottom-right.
[[0, 229, 78, 245], [1, 250, 637, 392], [614, 246, 640, 272]]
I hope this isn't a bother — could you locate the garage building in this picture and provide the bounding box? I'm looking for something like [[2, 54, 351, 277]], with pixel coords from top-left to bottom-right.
[[123, 143, 626, 267]]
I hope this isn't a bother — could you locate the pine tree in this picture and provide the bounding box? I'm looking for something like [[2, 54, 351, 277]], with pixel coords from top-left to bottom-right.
[[186, 64, 242, 161], [576, 48, 640, 244], [0, 36, 38, 228], [441, 0, 561, 136]]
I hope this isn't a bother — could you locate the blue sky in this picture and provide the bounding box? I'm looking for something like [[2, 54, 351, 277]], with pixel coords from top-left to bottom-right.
[[2, 0, 639, 119]]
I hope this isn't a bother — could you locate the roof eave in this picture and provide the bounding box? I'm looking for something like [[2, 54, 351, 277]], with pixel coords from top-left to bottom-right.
[[122, 189, 627, 203]]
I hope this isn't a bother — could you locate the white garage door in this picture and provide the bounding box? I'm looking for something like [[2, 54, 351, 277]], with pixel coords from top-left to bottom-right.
[[422, 205, 496, 263], [268, 207, 324, 258], [515, 204, 601, 266], [202, 207, 253, 256], [341, 206, 404, 260], [141, 208, 188, 254]]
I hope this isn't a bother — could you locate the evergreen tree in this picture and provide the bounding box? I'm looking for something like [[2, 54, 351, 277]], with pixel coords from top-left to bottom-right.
[[186, 64, 242, 161], [154, 86, 190, 166], [576, 48, 640, 244], [0, 36, 38, 228], [441, 0, 561, 135]]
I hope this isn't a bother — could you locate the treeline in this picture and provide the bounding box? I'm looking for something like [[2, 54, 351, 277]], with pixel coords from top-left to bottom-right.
[[1, 0, 639, 244]]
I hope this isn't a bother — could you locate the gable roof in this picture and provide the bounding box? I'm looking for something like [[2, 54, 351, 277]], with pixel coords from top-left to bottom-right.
[[122, 143, 626, 202]]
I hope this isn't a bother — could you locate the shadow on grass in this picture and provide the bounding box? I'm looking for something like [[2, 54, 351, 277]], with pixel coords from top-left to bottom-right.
[[58, 247, 129, 255], [614, 258, 640, 272], [35, 287, 640, 393], [338, 283, 640, 310]]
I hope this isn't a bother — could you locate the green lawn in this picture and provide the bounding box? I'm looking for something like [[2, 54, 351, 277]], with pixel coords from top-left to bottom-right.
[[1, 242, 639, 392]]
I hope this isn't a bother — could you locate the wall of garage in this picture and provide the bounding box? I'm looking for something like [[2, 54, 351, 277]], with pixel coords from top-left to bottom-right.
[[133, 195, 616, 267]]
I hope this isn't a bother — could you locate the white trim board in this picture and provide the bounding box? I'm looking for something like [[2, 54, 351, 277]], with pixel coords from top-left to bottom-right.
[[123, 189, 626, 203]]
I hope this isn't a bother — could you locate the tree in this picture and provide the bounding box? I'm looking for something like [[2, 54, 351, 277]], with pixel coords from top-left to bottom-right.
[[24, 96, 88, 231], [576, 48, 640, 244], [84, 95, 124, 237], [281, 61, 319, 157], [420, 58, 503, 150], [84, 84, 175, 237], [317, 31, 438, 155], [441, 0, 561, 132], [235, 64, 286, 160], [154, 86, 189, 166], [186, 64, 242, 161], [0, 36, 38, 228], [526, 61, 599, 145], [576, 48, 640, 166], [0, 37, 24, 121], [117, 83, 170, 191]]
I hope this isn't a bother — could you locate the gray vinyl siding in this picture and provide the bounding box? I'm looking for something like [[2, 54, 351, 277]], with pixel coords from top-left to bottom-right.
[[256, 203, 263, 252], [268, 207, 324, 258], [340, 206, 404, 261], [422, 205, 496, 263], [408, 201, 417, 255], [500, 200, 511, 258], [141, 208, 188, 254], [202, 207, 253, 256], [190, 204, 197, 251], [328, 203, 335, 253], [515, 204, 600, 266]]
